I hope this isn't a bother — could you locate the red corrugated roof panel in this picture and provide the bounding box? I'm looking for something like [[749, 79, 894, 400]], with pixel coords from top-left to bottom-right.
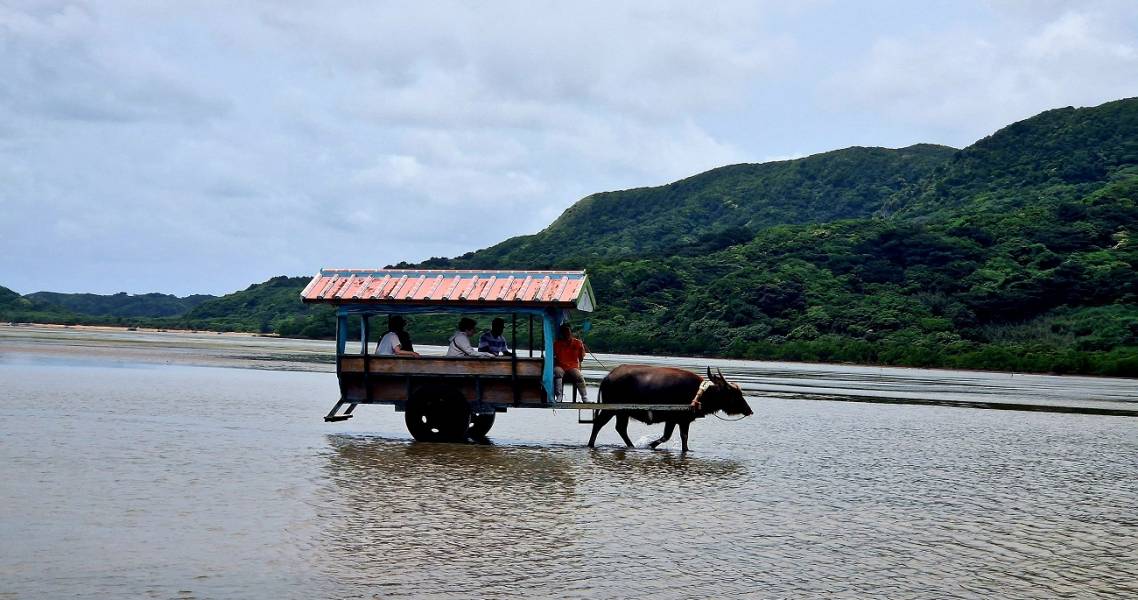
[[300, 269, 595, 311]]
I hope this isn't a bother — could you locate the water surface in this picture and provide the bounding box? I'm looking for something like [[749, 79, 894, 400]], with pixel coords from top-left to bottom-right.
[[1, 327, 1135, 598]]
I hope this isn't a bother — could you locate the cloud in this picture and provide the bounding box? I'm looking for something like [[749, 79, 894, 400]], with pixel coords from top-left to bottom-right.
[[0, 3, 229, 123], [264, 1, 785, 121], [1, 1, 789, 294], [1023, 11, 1137, 61], [824, 6, 1138, 142], [1, 1, 1136, 296]]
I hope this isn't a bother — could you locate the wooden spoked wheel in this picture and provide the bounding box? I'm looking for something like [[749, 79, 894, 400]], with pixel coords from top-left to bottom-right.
[[405, 385, 471, 442]]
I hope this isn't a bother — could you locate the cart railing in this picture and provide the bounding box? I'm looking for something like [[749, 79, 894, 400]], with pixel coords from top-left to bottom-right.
[[339, 355, 543, 377]]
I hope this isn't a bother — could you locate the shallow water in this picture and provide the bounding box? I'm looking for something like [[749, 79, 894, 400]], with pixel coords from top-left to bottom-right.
[[1, 328, 1136, 598]]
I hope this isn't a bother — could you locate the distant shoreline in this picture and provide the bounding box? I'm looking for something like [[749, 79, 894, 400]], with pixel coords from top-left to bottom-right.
[[0, 322, 334, 373], [5, 320, 1136, 381], [4, 323, 1136, 417], [3, 321, 277, 338], [5, 321, 1136, 381]]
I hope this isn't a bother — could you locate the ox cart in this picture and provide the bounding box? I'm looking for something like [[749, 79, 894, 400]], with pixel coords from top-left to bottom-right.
[[301, 268, 693, 442]]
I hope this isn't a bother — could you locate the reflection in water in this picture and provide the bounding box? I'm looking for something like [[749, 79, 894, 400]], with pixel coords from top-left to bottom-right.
[[320, 436, 579, 596], [313, 424, 1138, 599], [583, 446, 746, 480], [316, 435, 750, 598], [5, 335, 1138, 599]]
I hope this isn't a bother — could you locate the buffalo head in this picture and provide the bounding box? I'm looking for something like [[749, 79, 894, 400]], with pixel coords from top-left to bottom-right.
[[706, 367, 753, 417]]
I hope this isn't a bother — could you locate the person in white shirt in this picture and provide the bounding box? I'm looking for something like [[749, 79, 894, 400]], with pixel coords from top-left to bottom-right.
[[447, 317, 494, 357], [376, 315, 420, 357]]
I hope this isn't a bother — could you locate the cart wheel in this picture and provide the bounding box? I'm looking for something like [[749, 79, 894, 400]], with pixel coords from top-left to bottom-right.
[[467, 413, 496, 439], [405, 385, 471, 442]]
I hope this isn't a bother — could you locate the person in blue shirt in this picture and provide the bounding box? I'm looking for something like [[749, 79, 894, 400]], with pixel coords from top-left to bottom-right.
[[477, 317, 513, 356]]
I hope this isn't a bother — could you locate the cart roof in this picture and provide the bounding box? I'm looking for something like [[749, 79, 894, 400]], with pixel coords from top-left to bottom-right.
[[300, 268, 595, 312]]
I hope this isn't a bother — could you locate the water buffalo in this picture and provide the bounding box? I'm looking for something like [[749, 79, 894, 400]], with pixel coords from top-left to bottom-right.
[[587, 365, 752, 452]]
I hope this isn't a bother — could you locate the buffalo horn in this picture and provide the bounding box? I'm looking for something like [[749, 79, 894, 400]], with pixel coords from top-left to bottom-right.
[[717, 368, 726, 383], [706, 366, 714, 381]]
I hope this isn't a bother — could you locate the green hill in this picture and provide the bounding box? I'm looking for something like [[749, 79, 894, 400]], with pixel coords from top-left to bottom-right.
[[26, 291, 215, 318], [178, 276, 332, 336], [893, 98, 1138, 217], [0, 285, 75, 323], [412, 144, 956, 269]]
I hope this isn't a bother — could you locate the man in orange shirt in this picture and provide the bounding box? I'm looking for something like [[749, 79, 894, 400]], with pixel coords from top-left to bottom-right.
[[553, 323, 588, 402]]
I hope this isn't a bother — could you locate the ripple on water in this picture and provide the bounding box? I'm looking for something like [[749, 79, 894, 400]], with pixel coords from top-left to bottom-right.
[[1, 342, 1136, 598]]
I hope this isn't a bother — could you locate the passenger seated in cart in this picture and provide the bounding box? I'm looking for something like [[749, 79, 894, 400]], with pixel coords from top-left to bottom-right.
[[447, 317, 494, 358], [478, 317, 513, 356], [554, 323, 588, 401], [376, 315, 420, 357]]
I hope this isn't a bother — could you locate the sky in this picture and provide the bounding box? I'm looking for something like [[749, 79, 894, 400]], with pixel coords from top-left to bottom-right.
[[2, 1, 1137, 296]]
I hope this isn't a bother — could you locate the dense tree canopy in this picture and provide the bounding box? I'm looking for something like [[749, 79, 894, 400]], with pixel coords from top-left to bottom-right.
[[26, 291, 214, 318]]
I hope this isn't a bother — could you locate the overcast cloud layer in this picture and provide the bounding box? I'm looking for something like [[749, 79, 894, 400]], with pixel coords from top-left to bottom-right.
[[2, 1, 1137, 295]]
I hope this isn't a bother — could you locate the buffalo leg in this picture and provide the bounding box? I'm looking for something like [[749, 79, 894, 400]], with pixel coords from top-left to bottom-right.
[[649, 421, 675, 449], [614, 414, 634, 447], [588, 411, 615, 447], [679, 421, 691, 452]]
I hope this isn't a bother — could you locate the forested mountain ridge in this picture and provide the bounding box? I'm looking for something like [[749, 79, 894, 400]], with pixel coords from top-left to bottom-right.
[[26, 291, 214, 318], [5, 98, 1137, 375], [0, 285, 75, 322], [180, 276, 327, 336], [1, 279, 333, 337], [415, 143, 957, 269], [890, 97, 1138, 218]]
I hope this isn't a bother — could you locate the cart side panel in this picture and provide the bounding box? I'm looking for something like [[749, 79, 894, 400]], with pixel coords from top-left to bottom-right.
[[339, 375, 545, 406], [337, 356, 546, 406], [361, 356, 543, 377]]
